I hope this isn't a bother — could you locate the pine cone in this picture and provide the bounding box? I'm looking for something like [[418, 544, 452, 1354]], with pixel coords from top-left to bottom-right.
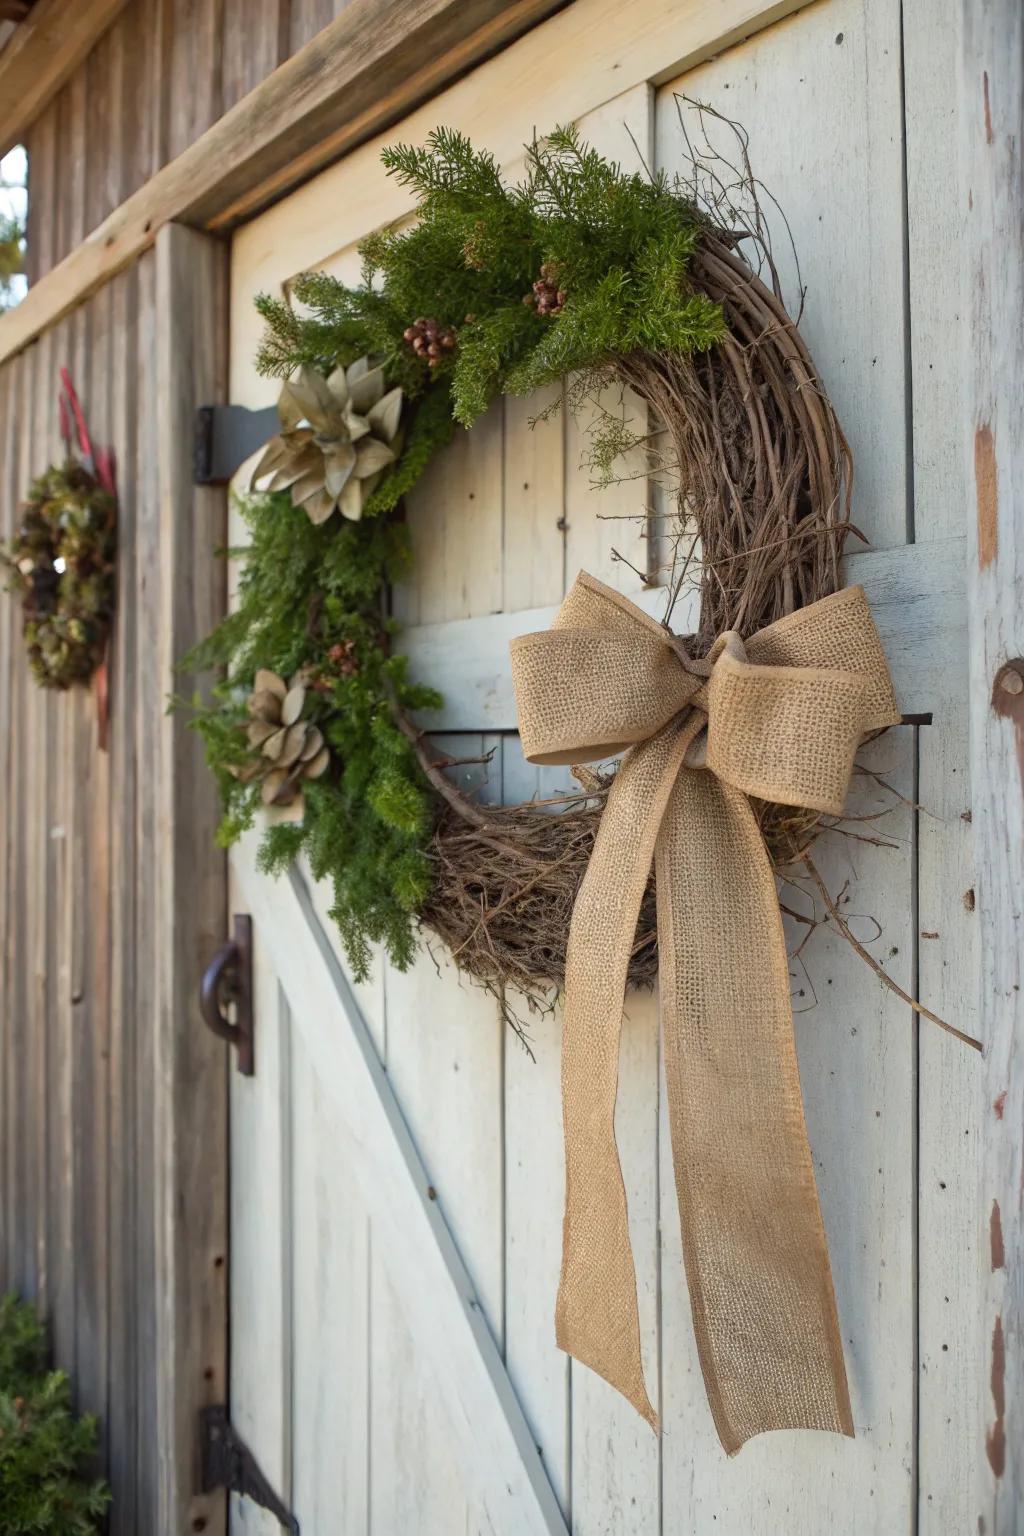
[[251, 360, 404, 525], [326, 639, 360, 678], [523, 262, 566, 317], [403, 317, 458, 370], [235, 668, 331, 809]]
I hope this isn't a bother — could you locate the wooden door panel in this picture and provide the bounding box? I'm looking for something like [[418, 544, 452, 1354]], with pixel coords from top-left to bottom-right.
[[226, 0, 980, 1528]]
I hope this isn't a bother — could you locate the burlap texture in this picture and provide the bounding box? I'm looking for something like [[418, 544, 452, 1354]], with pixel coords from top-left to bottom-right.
[[509, 572, 900, 1453]]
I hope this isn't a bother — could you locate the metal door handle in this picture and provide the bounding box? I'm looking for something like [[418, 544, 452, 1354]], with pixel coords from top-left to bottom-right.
[[200, 914, 254, 1075]]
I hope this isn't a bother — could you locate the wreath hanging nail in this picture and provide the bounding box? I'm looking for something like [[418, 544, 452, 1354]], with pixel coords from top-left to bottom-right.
[[1, 371, 116, 698]]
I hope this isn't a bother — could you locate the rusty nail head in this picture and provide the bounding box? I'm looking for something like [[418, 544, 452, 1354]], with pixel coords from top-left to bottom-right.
[[998, 666, 1024, 696]]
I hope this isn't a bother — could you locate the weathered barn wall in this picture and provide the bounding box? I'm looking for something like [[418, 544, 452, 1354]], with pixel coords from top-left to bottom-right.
[[23, 0, 354, 281], [0, 226, 230, 1533]]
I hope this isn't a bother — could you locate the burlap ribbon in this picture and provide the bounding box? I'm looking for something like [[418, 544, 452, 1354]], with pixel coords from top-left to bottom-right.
[[509, 572, 900, 1454]]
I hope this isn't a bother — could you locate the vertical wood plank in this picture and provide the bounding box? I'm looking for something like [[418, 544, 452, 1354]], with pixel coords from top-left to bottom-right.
[[132, 248, 160, 1524], [395, 402, 504, 625], [4, 347, 31, 1299], [0, 359, 13, 1293], [153, 221, 229, 1533], [72, 280, 112, 1445], [289, 1031, 371, 1534], [657, 0, 909, 555], [24, 324, 49, 1322], [959, 1, 1024, 1528], [655, 6, 916, 1529], [563, 86, 656, 599], [902, 1, 984, 1528], [106, 259, 140, 1535], [501, 386, 566, 612], [228, 938, 294, 1536]]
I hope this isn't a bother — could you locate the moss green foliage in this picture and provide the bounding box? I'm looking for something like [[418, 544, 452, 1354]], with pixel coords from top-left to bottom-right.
[[191, 128, 724, 976], [0, 1295, 110, 1535], [182, 493, 440, 978], [0, 462, 116, 689]]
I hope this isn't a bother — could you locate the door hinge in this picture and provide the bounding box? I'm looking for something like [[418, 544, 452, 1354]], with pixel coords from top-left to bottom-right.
[[200, 1405, 299, 1533], [194, 403, 279, 485]]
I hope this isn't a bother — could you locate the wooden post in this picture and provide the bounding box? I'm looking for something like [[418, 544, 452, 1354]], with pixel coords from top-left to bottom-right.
[[960, 3, 1024, 1528], [153, 223, 230, 1533]]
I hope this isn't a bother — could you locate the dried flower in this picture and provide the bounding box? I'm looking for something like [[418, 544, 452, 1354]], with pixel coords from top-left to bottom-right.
[[251, 360, 403, 524]]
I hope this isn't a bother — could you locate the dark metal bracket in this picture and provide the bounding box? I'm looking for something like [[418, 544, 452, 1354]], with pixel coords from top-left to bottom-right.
[[200, 1405, 299, 1533], [199, 914, 255, 1076], [195, 403, 279, 485]]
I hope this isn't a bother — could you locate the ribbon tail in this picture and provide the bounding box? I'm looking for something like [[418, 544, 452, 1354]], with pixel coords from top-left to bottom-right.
[[556, 718, 697, 1432], [656, 766, 854, 1454]]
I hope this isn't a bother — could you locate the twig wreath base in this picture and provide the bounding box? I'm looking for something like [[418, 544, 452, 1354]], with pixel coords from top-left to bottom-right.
[[186, 110, 977, 1051]]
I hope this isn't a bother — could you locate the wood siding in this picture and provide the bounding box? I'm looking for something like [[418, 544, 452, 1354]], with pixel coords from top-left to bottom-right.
[[22, 0, 355, 282], [0, 226, 230, 1533]]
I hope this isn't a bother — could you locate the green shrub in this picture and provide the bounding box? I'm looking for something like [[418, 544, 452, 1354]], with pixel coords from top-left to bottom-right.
[[0, 1295, 110, 1535]]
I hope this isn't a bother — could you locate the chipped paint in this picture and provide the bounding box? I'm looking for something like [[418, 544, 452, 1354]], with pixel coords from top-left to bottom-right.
[[986, 1315, 1006, 1477], [983, 70, 994, 143], [990, 1200, 1005, 1270], [975, 425, 998, 567], [993, 1090, 1007, 1120]]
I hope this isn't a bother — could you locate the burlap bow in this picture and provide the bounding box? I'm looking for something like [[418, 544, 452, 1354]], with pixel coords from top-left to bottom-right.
[[509, 572, 901, 1454]]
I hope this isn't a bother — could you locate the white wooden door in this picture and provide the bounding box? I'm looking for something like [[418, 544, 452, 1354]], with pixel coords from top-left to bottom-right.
[[225, 2, 984, 1531]]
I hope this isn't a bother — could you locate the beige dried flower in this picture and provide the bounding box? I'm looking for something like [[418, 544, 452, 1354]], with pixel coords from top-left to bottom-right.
[[251, 360, 403, 524], [233, 667, 331, 809]]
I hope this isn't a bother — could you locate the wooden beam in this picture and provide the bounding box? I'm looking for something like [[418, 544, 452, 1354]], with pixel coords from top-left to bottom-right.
[[0, 0, 568, 366], [0, 0, 130, 158], [401, 538, 968, 731], [959, 2, 1024, 1529]]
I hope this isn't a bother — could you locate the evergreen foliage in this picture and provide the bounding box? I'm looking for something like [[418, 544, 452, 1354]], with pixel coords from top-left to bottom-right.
[[0, 1295, 110, 1535], [190, 128, 725, 977], [255, 124, 724, 479], [181, 493, 440, 978]]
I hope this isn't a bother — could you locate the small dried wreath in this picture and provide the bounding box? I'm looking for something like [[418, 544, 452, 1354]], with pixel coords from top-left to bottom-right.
[[1, 457, 116, 691]]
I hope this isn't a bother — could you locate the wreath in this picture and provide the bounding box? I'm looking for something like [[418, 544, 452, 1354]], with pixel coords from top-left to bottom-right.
[[186, 109, 982, 1452], [185, 112, 930, 1034], [1, 374, 116, 694]]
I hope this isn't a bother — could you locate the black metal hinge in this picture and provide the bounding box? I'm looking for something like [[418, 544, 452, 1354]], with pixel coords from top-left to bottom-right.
[[194, 403, 279, 485], [200, 1405, 299, 1533]]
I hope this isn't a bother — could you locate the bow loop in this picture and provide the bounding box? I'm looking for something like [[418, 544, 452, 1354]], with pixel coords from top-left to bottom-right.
[[510, 573, 700, 767]]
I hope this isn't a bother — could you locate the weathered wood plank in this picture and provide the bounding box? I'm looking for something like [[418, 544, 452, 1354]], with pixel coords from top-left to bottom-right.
[[230, 841, 569, 1536], [131, 248, 160, 1523], [0, 0, 131, 158], [401, 537, 969, 732], [105, 259, 140, 1536], [289, 1030, 371, 1534], [228, 937, 294, 1536], [903, 2, 985, 1527], [152, 221, 229, 1533], [959, 2, 1024, 1527]]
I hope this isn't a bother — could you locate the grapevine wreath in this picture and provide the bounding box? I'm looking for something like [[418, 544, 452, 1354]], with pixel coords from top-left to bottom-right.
[[1, 375, 116, 694], [186, 111, 966, 1047]]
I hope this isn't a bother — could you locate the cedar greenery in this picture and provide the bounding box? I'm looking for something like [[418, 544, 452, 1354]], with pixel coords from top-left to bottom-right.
[[254, 125, 725, 488], [182, 492, 440, 979], [0, 1294, 110, 1535], [189, 125, 729, 980]]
